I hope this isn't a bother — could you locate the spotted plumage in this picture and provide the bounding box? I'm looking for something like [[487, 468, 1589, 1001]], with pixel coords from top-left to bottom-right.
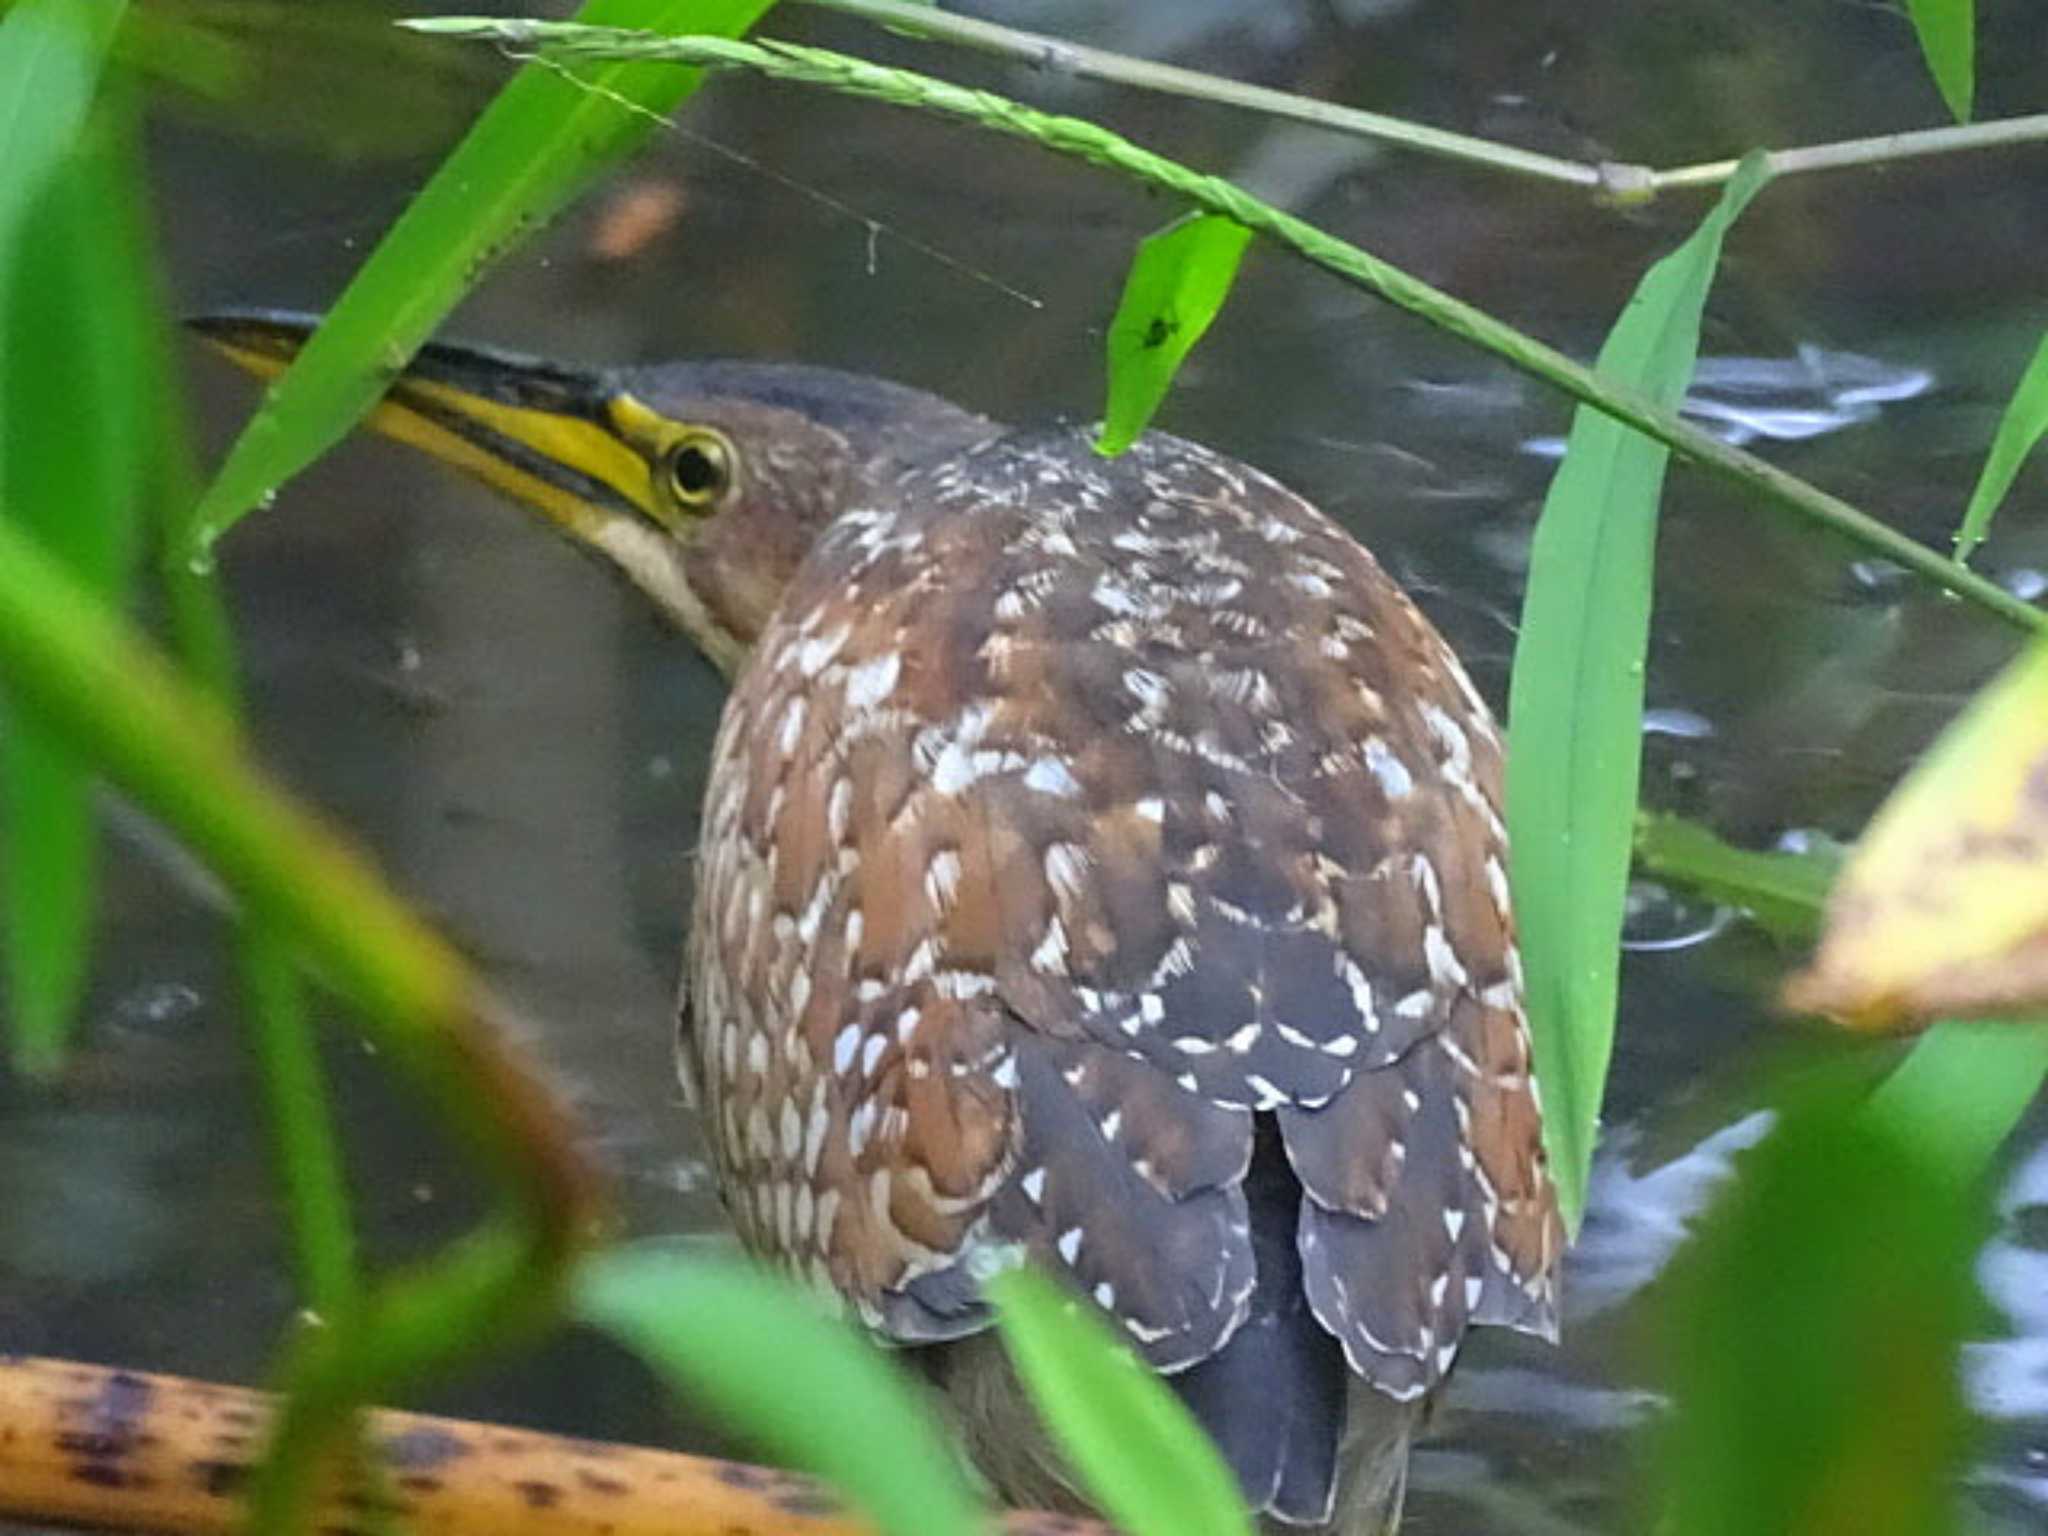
[[199, 313, 1564, 1534], [686, 423, 1560, 1525]]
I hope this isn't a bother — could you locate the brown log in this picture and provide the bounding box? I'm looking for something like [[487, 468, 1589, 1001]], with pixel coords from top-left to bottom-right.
[[0, 1355, 1103, 1536]]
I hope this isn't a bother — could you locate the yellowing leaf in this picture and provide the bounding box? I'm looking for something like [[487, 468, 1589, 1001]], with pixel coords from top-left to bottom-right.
[[1784, 635, 2048, 1029]]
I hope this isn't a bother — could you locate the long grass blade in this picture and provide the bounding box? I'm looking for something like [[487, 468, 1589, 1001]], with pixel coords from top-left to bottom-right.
[[576, 1248, 983, 1536], [1507, 154, 1773, 1231], [186, 0, 774, 559], [1953, 329, 2048, 566], [989, 1266, 1252, 1536], [1660, 1085, 1979, 1536], [0, 5, 143, 1077]]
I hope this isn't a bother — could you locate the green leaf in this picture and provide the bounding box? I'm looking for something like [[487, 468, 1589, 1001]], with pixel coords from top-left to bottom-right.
[[1632, 813, 1841, 943], [1660, 1085, 1980, 1536], [186, 0, 775, 558], [1507, 152, 1772, 1232], [987, 1265, 1252, 1536], [1905, 0, 1974, 123], [1953, 329, 2048, 566], [575, 1247, 983, 1536], [0, 0, 125, 269], [0, 6, 144, 1078], [1096, 213, 1253, 456], [1868, 1018, 2048, 1188]]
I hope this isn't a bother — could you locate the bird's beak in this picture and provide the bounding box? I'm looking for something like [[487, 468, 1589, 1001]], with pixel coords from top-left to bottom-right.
[[189, 308, 687, 547]]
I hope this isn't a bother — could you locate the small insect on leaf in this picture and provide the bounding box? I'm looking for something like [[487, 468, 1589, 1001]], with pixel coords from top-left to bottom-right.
[[1905, 0, 1974, 123], [988, 1265, 1253, 1536], [1784, 634, 2048, 1031], [1096, 213, 1253, 457], [1953, 329, 2048, 567]]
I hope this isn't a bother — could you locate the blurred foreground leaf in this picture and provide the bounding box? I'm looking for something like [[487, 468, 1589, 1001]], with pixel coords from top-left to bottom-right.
[[1952, 329, 2048, 566], [1660, 1086, 1979, 1536], [989, 1265, 1252, 1536], [188, 0, 774, 557], [1905, 0, 1974, 123], [576, 1248, 981, 1536], [1096, 213, 1252, 456], [1509, 153, 1772, 1231], [0, 2, 145, 1076], [1867, 1017, 2048, 1186], [1633, 814, 1841, 944], [121, 0, 503, 162], [1784, 635, 2048, 1030]]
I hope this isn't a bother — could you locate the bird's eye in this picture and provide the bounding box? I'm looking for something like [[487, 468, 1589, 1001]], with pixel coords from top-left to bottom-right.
[[664, 431, 735, 508]]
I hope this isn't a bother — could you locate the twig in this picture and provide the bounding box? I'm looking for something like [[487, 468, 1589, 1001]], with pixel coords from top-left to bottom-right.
[[399, 22, 2047, 636], [797, 0, 1601, 188], [792, 0, 2048, 201]]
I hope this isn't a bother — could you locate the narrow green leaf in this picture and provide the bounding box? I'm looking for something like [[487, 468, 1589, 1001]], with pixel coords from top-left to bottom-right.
[[1632, 813, 1841, 943], [1096, 213, 1253, 456], [1660, 1086, 1979, 1536], [1507, 152, 1773, 1232], [0, 12, 145, 1077], [987, 1266, 1253, 1536], [1868, 1018, 2048, 1188], [0, 0, 125, 268], [575, 1248, 983, 1536], [1953, 330, 2048, 566], [1905, 0, 1974, 123], [187, 0, 775, 558]]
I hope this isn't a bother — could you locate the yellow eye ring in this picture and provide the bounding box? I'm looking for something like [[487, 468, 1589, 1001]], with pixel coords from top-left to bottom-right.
[[664, 430, 735, 508]]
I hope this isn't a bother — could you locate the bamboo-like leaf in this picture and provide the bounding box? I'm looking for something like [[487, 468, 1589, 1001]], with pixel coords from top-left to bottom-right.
[[1866, 1017, 2048, 1186], [1660, 1086, 1979, 1536], [988, 1266, 1252, 1536], [0, 3, 143, 1077], [1953, 330, 2048, 566], [1507, 153, 1772, 1232], [186, 0, 774, 559], [1632, 814, 1841, 943], [1784, 635, 2048, 1030], [1096, 213, 1252, 456], [576, 1248, 982, 1536], [1905, 0, 1974, 124]]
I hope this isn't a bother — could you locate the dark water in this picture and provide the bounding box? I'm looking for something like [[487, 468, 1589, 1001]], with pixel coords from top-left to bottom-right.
[[6, 1, 2048, 1531]]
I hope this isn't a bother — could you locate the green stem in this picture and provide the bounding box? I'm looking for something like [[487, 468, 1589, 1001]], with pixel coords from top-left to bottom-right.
[[402, 22, 2047, 636], [1651, 112, 2048, 193], [796, 0, 1601, 188], [148, 272, 362, 1321], [0, 513, 602, 1532]]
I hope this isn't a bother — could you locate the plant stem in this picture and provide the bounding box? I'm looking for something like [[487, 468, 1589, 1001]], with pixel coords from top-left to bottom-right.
[[796, 0, 1602, 188], [402, 22, 2047, 636], [0, 513, 604, 1533], [790, 0, 2048, 201], [1651, 112, 2048, 192]]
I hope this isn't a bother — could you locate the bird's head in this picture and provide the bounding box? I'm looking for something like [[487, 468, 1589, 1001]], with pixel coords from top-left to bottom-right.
[[193, 311, 993, 675]]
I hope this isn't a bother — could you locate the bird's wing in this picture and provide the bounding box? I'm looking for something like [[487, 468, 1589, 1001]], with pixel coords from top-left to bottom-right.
[[687, 427, 1559, 1393]]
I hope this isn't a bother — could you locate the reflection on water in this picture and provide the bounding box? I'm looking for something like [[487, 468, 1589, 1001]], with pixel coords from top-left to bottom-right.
[[1521, 347, 1935, 458], [5, 1, 2048, 1533]]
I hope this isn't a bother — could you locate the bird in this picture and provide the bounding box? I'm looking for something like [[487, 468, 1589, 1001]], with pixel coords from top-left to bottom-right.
[[199, 310, 1563, 1534]]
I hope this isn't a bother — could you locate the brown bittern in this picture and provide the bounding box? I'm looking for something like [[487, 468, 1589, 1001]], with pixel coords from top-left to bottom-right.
[[200, 311, 1562, 1534]]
